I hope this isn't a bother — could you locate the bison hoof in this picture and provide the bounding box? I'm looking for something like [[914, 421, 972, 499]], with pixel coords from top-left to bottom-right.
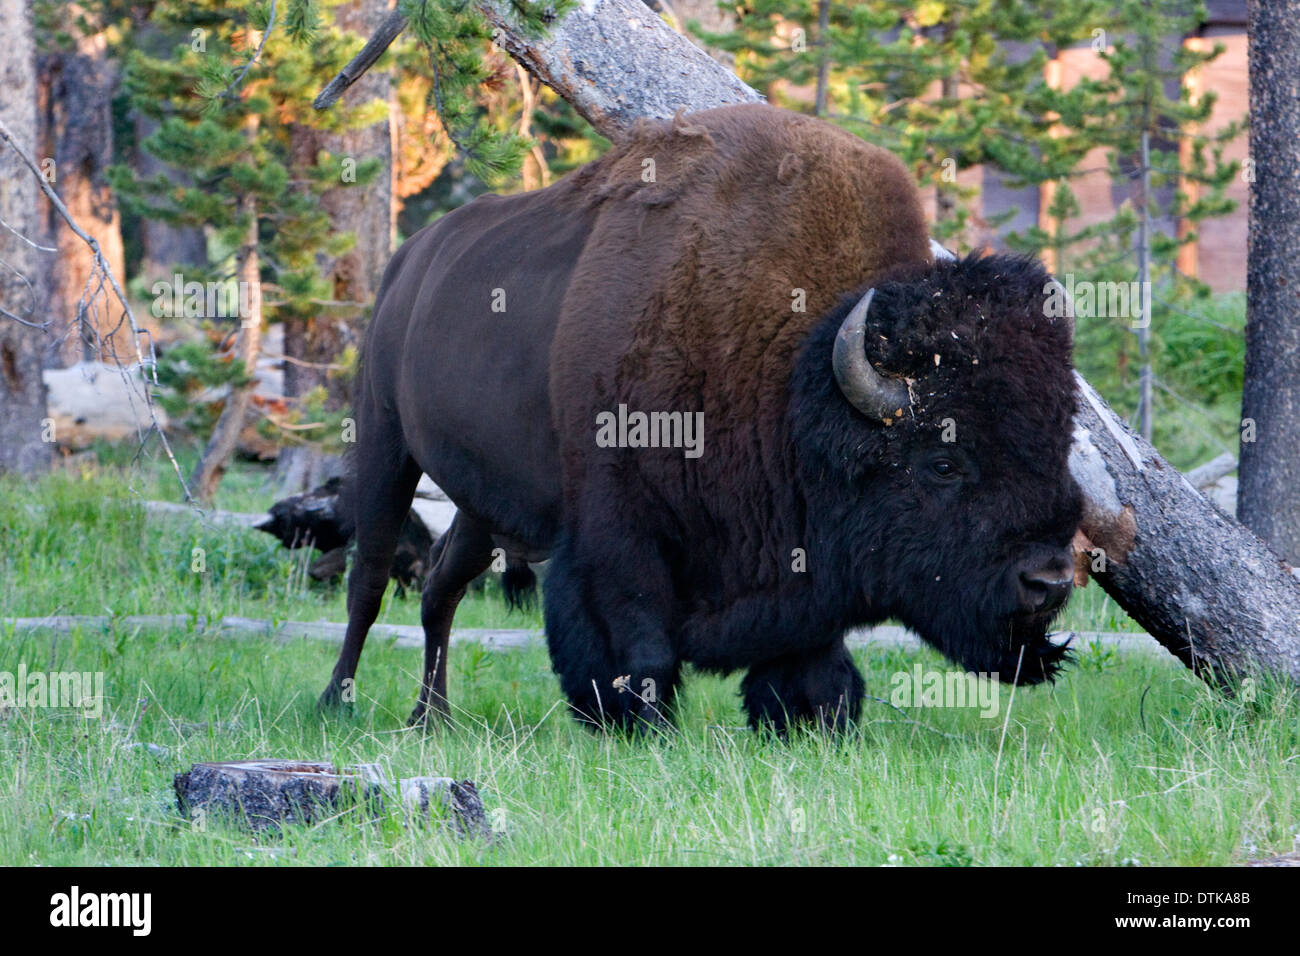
[[406, 700, 450, 729], [317, 683, 354, 716], [630, 705, 675, 737], [566, 698, 674, 735]]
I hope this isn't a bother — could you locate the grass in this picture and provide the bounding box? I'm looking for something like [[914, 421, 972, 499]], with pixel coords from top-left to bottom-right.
[[0, 448, 537, 631], [1, 453, 1296, 866]]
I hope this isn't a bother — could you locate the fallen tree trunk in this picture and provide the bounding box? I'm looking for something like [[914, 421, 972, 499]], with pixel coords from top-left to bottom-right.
[[1069, 377, 1300, 682], [4, 613, 539, 650], [317, 0, 1300, 684], [4, 614, 1162, 655], [1185, 452, 1237, 490]]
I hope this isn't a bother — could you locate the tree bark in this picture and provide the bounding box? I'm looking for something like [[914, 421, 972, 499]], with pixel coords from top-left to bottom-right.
[[1070, 375, 1300, 682], [276, 0, 395, 496], [173, 760, 488, 835], [813, 0, 831, 117], [0, 0, 53, 476], [189, 192, 262, 504], [1239, 0, 1300, 565], [174, 760, 386, 831], [37, 3, 128, 366], [474, 0, 761, 139]]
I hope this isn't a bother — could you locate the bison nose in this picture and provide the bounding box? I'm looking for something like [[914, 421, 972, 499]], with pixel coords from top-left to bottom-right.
[[1017, 565, 1073, 615]]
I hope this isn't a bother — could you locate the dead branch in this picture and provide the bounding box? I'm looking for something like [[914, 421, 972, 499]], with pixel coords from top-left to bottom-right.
[[0, 116, 195, 504]]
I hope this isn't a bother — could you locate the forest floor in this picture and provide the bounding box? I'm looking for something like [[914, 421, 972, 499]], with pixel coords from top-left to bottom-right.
[[1, 445, 1296, 865]]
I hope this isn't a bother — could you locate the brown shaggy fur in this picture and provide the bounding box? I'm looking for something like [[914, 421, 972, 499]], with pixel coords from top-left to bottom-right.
[[550, 104, 931, 589], [555, 105, 930, 446]]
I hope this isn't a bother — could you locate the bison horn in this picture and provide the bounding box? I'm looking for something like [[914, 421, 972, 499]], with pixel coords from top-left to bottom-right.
[[832, 288, 912, 422], [1046, 277, 1076, 337]]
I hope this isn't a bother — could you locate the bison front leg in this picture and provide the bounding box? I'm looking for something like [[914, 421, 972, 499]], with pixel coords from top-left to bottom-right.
[[742, 640, 864, 735], [672, 584, 860, 731], [544, 532, 680, 732]]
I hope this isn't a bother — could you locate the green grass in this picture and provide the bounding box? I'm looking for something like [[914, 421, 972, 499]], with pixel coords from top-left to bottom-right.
[[1, 456, 1296, 866], [0, 451, 538, 631]]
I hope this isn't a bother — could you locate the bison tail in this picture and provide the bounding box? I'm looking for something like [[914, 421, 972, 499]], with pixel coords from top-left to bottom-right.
[[501, 559, 538, 612]]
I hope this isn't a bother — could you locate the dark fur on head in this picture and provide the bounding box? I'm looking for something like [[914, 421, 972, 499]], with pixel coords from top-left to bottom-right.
[[789, 253, 1082, 685]]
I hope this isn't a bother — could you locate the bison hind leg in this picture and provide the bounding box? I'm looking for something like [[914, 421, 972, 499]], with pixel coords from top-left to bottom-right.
[[408, 513, 496, 728], [742, 641, 864, 735], [318, 422, 421, 716]]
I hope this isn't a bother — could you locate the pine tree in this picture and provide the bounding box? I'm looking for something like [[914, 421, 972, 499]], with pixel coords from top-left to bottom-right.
[[108, 0, 381, 501], [1006, 1, 1241, 448], [397, 0, 577, 184], [701, 0, 1110, 246]]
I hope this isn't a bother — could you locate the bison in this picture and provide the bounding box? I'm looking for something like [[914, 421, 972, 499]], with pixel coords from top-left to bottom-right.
[[318, 103, 1081, 731], [254, 477, 435, 593]]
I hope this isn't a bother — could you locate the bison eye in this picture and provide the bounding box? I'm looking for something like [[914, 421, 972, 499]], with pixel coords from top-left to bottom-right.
[[929, 458, 959, 480]]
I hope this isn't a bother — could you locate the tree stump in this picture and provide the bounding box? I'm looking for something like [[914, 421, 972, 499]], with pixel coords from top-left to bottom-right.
[[399, 777, 491, 838], [173, 760, 489, 837], [174, 760, 386, 831]]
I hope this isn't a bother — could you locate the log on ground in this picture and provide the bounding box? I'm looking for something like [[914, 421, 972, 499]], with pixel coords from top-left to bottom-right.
[[173, 760, 489, 836]]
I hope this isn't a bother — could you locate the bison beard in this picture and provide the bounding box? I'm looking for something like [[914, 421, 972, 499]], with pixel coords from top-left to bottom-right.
[[318, 103, 1081, 733]]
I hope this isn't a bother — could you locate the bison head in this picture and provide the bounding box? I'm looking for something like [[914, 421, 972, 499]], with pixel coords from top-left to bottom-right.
[[791, 253, 1081, 685]]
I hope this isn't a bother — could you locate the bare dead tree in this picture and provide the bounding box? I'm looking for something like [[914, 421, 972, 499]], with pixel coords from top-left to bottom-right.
[[275, 0, 398, 497], [188, 187, 262, 505], [1240, 0, 1300, 564], [0, 0, 50, 475], [37, 1, 129, 366], [1, 114, 193, 501]]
